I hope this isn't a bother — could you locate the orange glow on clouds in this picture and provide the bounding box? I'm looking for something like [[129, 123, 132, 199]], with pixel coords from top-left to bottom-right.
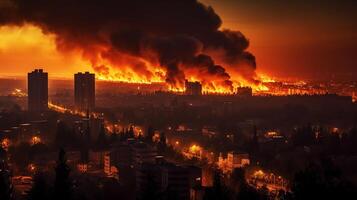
[[0, 24, 90, 78], [0, 24, 273, 94]]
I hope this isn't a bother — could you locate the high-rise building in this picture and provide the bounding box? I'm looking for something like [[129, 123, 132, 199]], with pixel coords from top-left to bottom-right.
[[28, 69, 48, 111], [185, 80, 202, 95], [74, 72, 95, 111]]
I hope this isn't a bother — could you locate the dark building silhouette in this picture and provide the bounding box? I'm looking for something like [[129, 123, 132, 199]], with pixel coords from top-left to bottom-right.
[[236, 87, 253, 97], [74, 72, 95, 111], [136, 159, 192, 200], [27, 69, 48, 111], [185, 80, 202, 95]]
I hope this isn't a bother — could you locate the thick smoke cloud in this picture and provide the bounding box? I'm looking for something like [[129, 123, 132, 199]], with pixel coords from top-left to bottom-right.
[[0, 0, 257, 90]]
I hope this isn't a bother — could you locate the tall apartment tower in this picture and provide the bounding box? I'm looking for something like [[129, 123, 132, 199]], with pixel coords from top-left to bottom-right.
[[28, 69, 48, 112], [74, 72, 95, 111]]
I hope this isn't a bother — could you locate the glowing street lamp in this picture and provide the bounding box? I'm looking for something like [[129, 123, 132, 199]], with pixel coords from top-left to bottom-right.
[[1, 138, 10, 150], [31, 136, 42, 145]]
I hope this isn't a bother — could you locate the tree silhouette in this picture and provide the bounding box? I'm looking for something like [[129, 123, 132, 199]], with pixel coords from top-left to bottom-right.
[[146, 126, 154, 143], [27, 172, 49, 200], [292, 159, 357, 200], [54, 148, 72, 200], [128, 126, 135, 138], [0, 146, 6, 160], [156, 132, 167, 153], [203, 171, 230, 200], [229, 168, 246, 193], [0, 147, 13, 200], [229, 169, 267, 200]]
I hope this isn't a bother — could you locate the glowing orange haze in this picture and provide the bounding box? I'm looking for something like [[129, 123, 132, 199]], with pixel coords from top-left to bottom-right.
[[0, 24, 270, 93], [0, 25, 90, 78]]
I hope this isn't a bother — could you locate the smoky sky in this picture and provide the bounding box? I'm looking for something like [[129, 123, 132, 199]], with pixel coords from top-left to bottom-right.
[[0, 0, 256, 88], [203, 0, 357, 80]]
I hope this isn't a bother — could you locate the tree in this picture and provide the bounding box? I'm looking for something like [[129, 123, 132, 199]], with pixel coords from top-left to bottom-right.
[[236, 181, 264, 200], [292, 159, 357, 200], [54, 148, 72, 200], [203, 171, 230, 200], [27, 172, 49, 200], [0, 146, 7, 161], [0, 147, 13, 200], [156, 132, 167, 152], [229, 168, 246, 193], [146, 126, 154, 143], [128, 126, 135, 138], [229, 168, 266, 200]]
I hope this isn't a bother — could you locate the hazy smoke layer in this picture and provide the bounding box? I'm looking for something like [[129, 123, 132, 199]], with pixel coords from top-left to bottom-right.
[[0, 0, 256, 90]]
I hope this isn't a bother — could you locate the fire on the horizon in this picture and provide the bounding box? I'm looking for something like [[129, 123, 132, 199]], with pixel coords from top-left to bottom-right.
[[0, 23, 271, 94], [0, 0, 262, 94]]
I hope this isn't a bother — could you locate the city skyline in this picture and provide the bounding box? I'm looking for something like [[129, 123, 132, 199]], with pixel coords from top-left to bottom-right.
[[1, 1, 357, 200]]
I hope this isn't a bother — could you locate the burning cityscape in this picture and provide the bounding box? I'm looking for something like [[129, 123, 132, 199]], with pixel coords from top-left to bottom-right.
[[1, 0, 357, 200]]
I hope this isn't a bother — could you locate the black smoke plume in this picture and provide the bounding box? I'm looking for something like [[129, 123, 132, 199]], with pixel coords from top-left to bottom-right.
[[0, 0, 256, 90]]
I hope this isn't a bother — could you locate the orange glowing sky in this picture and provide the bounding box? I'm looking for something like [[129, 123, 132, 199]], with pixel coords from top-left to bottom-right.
[[202, 0, 357, 80], [0, 25, 91, 78], [0, 0, 356, 80]]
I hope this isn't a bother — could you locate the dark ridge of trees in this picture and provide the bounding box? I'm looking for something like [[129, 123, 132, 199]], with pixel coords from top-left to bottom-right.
[[292, 159, 357, 200]]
